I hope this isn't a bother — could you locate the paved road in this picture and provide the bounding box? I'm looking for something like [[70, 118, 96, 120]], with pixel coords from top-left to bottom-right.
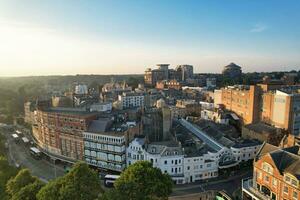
[[2, 130, 64, 182], [172, 169, 252, 197]]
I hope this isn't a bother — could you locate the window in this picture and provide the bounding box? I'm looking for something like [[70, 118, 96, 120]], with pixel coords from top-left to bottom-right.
[[283, 186, 288, 194], [264, 175, 269, 183], [164, 160, 167, 165], [272, 178, 277, 186], [293, 191, 298, 200], [291, 179, 298, 187], [263, 162, 274, 174], [257, 170, 262, 179]]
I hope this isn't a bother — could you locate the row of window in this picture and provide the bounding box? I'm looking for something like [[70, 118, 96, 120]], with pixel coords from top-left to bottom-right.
[[84, 134, 125, 144], [186, 163, 213, 171]]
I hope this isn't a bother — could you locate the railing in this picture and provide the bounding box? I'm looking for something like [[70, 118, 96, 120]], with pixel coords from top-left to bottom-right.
[[242, 178, 271, 200], [84, 147, 125, 155]]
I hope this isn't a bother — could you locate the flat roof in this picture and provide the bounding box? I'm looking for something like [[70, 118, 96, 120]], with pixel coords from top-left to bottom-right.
[[12, 134, 19, 138], [244, 123, 278, 134], [44, 108, 97, 116]]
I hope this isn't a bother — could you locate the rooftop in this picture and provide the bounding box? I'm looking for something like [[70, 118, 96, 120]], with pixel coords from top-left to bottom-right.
[[45, 107, 96, 116], [87, 118, 111, 133], [244, 123, 278, 134], [257, 143, 300, 180], [146, 141, 183, 156]]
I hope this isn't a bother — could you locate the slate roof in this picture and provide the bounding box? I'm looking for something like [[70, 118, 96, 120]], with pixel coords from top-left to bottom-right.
[[257, 143, 300, 180], [87, 118, 111, 133], [146, 141, 183, 157]]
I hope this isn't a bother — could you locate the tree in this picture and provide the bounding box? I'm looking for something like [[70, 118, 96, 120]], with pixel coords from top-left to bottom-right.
[[0, 157, 19, 200], [37, 162, 103, 200], [11, 180, 44, 200], [113, 161, 173, 200], [6, 169, 38, 198], [36, 179, 62, 200]]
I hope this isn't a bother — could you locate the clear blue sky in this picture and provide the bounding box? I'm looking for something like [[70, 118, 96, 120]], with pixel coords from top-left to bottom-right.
[[0, 0, 299, 76]]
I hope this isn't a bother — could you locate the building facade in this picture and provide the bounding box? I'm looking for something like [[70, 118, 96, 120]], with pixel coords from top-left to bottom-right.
[[83, 131, 126, 172], [118, 92, 145, 109], [222, 63, 242, 78], [242, 143, 300, 200], [261, 87, 300, 136], [24, 101, 36, 124], [83, 118, 141, 172], [34, 108, 97, 161], [220, 85, 260, 124], [127, 138, 185, 184]]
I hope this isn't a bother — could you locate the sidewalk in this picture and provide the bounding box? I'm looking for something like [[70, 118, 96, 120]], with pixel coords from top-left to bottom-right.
[[173, 169, 252, 191]]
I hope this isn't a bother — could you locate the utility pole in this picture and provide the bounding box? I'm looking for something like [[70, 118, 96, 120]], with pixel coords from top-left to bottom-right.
[[53, 158, 57, 178]]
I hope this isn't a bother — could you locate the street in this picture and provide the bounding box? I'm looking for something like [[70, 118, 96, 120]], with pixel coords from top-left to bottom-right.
[[2, 125, 250, 196], [2, 129, 64, 182], [171, 169, 252, 197]]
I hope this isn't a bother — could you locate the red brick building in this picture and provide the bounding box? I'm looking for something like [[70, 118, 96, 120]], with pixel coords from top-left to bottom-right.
[[242, 143, 300, 200], [34, 108, 97, 161]]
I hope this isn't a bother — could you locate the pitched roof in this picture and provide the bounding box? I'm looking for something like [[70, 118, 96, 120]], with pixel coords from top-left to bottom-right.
[[258, 143, 300, 180], [256, 142, 280, 159]]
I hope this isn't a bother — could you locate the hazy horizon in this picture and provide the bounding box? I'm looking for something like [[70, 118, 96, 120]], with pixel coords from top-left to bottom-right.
[[0, 0, 299, 76]]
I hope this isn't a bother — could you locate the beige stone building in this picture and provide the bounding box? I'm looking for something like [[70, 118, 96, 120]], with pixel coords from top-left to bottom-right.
[[220, 85, 260, 124]]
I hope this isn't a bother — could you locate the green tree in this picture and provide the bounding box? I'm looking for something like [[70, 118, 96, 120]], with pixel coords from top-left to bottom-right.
[[114, 161, 173, 200], [0, 157, 19, 200], [36, 179, 62, 200], [11, 180, 44, 200], [99, 189, 123, 200], [37, 162, 103, 200], [6, 169, 37, 198]]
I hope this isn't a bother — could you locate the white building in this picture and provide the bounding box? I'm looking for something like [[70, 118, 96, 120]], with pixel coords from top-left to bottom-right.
[[75, 84, 88, 95], [127, 138, 185, 184], [200, 109, 229, 124], [183, 153, 219, 183], [199, 101, 214, 110], [118, 92, 145, 109], [230, 140, 261, 162], [179, 119, 262, 168], [89, 102, 112, 112], [83, 119, 126, 172]]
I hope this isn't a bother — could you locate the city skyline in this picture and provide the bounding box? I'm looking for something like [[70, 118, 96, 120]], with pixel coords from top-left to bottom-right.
[[0, 0, 300, 76]]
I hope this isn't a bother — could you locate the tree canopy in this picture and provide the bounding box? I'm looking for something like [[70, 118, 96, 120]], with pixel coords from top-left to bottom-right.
[[112, 161, 173, 200], [6, 169, 43, 200], [37, 162, 103, 200]]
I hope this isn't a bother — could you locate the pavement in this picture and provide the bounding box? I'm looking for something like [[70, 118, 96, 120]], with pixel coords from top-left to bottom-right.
[[171, 169, 252, 197], [1, 128, 65, 182], [2, 125, 251, 196]]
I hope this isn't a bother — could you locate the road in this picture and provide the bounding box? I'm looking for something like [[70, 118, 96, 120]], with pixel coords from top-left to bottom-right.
[[171, 169, 252, 197], [2, 129, 64, 182], [2, 125, 250, 196]]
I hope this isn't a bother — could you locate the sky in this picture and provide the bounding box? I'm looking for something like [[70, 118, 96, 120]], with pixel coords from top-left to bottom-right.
[[0, 0, 299, 76]]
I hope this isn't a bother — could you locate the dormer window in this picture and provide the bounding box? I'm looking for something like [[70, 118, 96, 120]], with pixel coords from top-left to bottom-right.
[[262, 162, 273, 175], [284, 174, 299, 187], [151, 147, 156, 153]]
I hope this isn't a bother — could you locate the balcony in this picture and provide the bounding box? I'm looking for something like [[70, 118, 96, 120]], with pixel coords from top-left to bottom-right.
[[242, 178, 272, 200], [84, 147, 125, 155]]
